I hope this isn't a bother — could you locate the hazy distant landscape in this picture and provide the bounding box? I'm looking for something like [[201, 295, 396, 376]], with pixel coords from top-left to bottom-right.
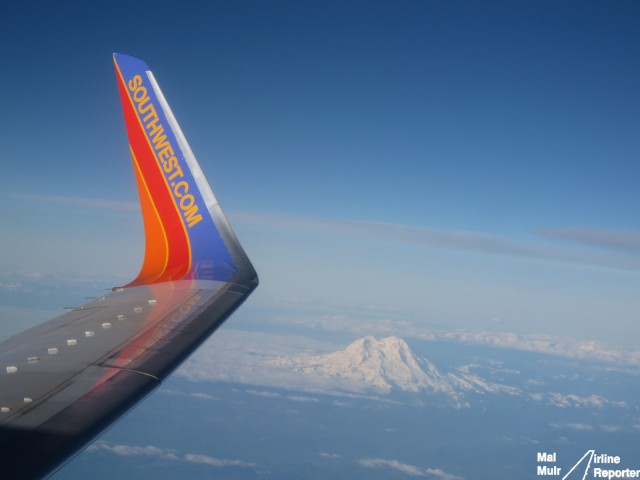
[[50, 326, 640, 480], [2, 273, 638, 479]]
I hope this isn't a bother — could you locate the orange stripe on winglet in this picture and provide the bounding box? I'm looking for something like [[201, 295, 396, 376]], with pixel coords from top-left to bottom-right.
[[129, 147, 169, 285]]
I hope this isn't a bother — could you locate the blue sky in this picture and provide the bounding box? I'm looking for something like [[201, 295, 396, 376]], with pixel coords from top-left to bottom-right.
[[1, 1, 640, 351]]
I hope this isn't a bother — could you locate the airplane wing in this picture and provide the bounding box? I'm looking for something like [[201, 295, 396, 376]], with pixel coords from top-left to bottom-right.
[[0, 54, 258, 479]]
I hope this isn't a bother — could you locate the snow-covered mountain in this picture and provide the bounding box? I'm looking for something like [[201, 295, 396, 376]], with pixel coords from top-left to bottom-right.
[[179, 331, 519, 407], [273, 336, 518, 402], [289, 336, 454, 394]]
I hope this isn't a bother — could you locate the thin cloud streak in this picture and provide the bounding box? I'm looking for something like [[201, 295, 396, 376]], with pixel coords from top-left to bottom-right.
[[231, 210, 640, 272], [86, 442, 178, 460], [537, 227, 640, 253], [7, 193, 640, 272], [358, 458, 426, 477], [357, 457, 464, 479], [4, 192, 139, 212], [88, 441, 256, 468], [184, 453, 256, 467]]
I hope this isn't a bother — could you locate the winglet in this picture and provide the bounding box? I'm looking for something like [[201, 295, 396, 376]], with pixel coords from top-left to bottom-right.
[[113, 53, 256, 286]]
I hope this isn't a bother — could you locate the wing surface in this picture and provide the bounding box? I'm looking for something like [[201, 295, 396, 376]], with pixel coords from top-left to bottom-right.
[[0, 54, 258, 479]]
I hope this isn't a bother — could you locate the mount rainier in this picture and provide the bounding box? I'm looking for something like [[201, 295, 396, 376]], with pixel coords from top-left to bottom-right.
[[270, 336, 518, 403]]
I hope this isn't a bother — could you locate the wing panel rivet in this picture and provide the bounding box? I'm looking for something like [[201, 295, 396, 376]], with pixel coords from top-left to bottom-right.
[[6, 366, 18, 374], [102, 322, 112, 329], [85, 331, 96, 337], [27, 357, 39, 364], [148, 299, 157, 305], [48, 348, 59, 355], [67, 339, 78, 346], [117, 314, 127, 320], [23, 398, 33, 404], [134, 306, 143, 313], [0, 407, 10, 413]]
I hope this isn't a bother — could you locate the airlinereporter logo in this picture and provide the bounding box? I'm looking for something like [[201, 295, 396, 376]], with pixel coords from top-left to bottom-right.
[[536, 449, 640, 479]]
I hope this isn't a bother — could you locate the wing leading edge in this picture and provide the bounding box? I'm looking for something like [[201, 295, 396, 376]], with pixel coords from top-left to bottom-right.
[[0, 54, 258, 479]]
